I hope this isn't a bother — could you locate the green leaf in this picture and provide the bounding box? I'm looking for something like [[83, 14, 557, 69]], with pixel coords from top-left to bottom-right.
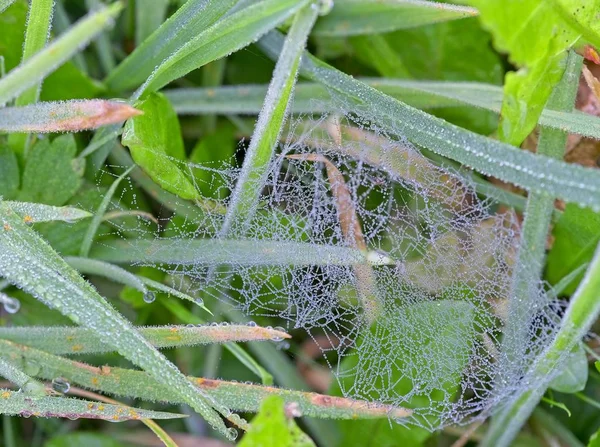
[[40, 63, 104, 101], [0, 338, 411, 421], [138, 0, 310, 96], [239, 396, 315, 447], [466, 0, 599, 145], [0, 389, 184, 421], [45, 433, 128, 447], [0, 324, 290, 354], [90, 238, 375, 267], [596, 361, 600, 373], [106, 0, 237, 92], [313, 0, 477, 36], [122, 93, 200, 201], [0, 0, 28, 72], [549, 343, 589, 393], [258, 31, 600, 210], [547, 204, 600, 295], [0, 2, 123, 106], [0, 146, 19, 199], [0, 356, 46, 396], [134, 0, 170, 47], [589, 429, 600, 447], [0, 0, 16, 13], [331, 300, 475, 446], [0, 202, 235, 437], [17, 135, 82, 206], [542, 397, 572, 417], [6, 202, 91, 223]]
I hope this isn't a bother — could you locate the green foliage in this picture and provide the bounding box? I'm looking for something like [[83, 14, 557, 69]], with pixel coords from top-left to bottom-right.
[[239, 396, 315, 447], [18, 135, 82, 206], [467, 0, 600, 145], [45, 433, 128, 447], [547, 204, 600, 295], [0, 146, 19, 199], [549, 343, 588, 393], [122, 93, 200, 200]]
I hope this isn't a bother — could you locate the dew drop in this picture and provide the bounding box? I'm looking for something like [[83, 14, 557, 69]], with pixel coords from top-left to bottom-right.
[[21, 411, 32, 418], [3, 297, 20, 314], [226, 427, 238, 441], [52, 377, 70, 394], [143, 291, 156, 303], [23, 360, 40, 376], [271, 326, 286, 342], [246, 321, 257, 327]]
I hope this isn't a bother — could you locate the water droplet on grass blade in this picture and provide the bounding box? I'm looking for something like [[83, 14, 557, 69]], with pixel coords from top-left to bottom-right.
[[52, 377, 70, 394], [143, 291, 156, 303]]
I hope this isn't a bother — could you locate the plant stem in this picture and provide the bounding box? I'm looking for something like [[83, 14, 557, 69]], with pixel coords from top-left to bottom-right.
[[481, 240, 600, 446]]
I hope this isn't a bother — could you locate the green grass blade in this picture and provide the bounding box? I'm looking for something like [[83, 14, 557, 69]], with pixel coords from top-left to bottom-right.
[[90, 238, 373, 266], [0, 357, 46, 396], [0, 324, 290, 355], [220, 3, 319, 235], [0, 0, 16, 13], [481, 240, 600, 447], [0, 202, 235, 438], [85, 0, 116, 74], [161, 299, 274, 385], [80, 166, 134, 257], [0, 2, 123, 106], [135, 0, 170, 47], [106, 0, 237, 92], [312, 0, 477, 36], [257, 31, 600, 210], [0, 389, 185, 421], [0, 339, 411, 421], [137, 0, 310, 97], [0, 100, 141, 133], [6, 202, 92, 223], [499, 52, 582, 382], [166, 80, 600, 140]]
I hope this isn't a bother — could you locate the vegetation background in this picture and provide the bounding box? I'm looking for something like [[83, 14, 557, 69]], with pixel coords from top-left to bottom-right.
[[1, 0, 600, 446]]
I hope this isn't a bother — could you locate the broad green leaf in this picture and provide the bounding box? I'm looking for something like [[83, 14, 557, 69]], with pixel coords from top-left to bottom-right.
[[0, 100, 141, 133], [0, 203, 235, 437], [330, 301, 475, 446], [106, 0, 237, 92], [0, 146, 19, 199], [0, 324, 290, 354], [0, 2, 123, 106], [222, 2, 319, 235], [549, 343, 588, 393], [466, 0, 600, 145], [18, 135, 82, 206], [238, 396, 315, 447], [547, 204, 600, 294], [40, 63, 104, 101], [166, 80, 600, 140], [313, 0, 477, 36], [122, 93, 200, 201], [138, 0, 310, 96], [45, 433, 128, 447], [258, 31, 600, 210], [90, 238, 378, 267], [6, 202, 91, 223], [0, 339, 411, 421], [0, 389, 184, 421]]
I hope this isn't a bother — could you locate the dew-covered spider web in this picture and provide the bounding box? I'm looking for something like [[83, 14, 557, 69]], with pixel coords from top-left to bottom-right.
[[95, 92, 570, 431]]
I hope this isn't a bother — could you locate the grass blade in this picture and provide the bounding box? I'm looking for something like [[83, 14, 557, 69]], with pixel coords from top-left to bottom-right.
[[166, 80, 600, 140], [0, 2, 123, 106], [6, 202, 92, 223], [312, 0, 477, 36], [0, 324, 290, 355], [0, 100, 141, 133], [0, 202, 236, 439], [135, 0, 170, 47], [0, 357, 45, 396], [0, 0, 16, 13], [481, 240, 600, 447], [137, 0, 310, 97], [220, 3, 319, 235], [90, 238, 375, 266], [106, 0, 237, 92], [257, 31, 600, 210], [80, 166, 134, 257], [0, 339, 411, 421], [0, 389, 185, 421]]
